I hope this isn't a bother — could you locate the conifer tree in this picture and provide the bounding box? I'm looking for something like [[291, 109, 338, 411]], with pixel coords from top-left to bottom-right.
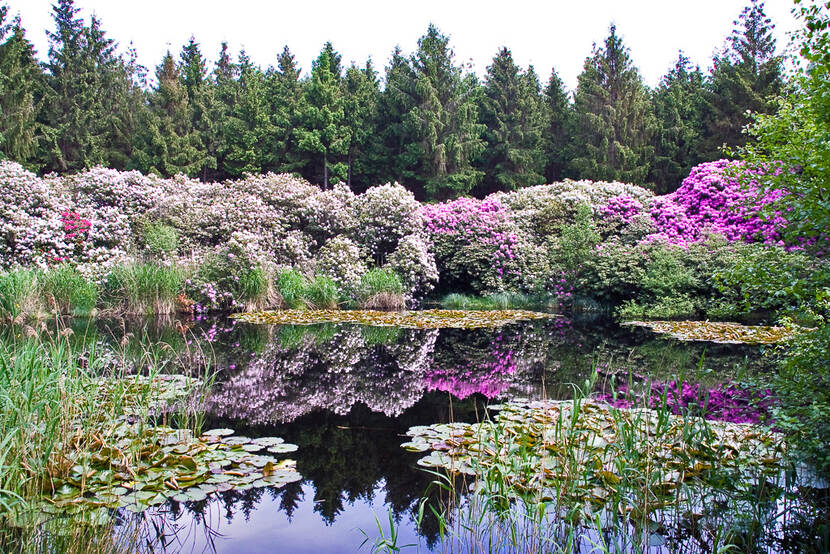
[[0, 7, 42, 165], [374, 46, 418, 185], [39, 0, 137, 172], [131, 51, 205, 176], [476, 47, 545, 194], [209, 41, 237, 179], [570, 24, 655, 184], [406, 24, 484, 199], [264, 45, 304, 174], [542, 68, 572, 183], [223, 51, 273, 177], [294, 45, 350, 188], [701, 0, 783, 158], [343, 60, 380, 189], [650, 52, 707, 193], [179, 37, 217, 178]]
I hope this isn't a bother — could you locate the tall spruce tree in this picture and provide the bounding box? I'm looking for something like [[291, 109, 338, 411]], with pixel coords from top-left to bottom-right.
[[179, 37, 217, 179], [649, 52, 707, 193], [209, 41, 237, 179], [223, 51, 273, 177], [476, 47, 545, 194], [264, 45, 304, 174], [374, 46, 418, 186], [131, 51, 206, 176], [343, 60, 380, 189], [294, 45, 350, 188], [0, 7, 42, 165], [39, 0, 136, 172], [405, 24, 484, 200], [570, 24, 655, 185], [701, 0, 783, 158], [542, 68, 572, 183]]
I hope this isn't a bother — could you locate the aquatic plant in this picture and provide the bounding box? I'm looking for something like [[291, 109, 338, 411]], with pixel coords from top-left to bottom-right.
[[232, 309, 556, 329], [103, 262, 186, 314], [624, 320, 809, 344], [37, 263, 98, 316]]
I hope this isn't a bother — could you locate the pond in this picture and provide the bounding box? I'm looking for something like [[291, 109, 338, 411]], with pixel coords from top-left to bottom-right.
[[25, 314, 830, 552]]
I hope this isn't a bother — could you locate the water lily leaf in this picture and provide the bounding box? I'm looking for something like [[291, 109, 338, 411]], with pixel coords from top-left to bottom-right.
[[267, 444, 298, 454], [202, 428, 235, 437]]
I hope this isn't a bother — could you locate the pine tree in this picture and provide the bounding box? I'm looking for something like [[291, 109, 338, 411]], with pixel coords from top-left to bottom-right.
[[542, 68, 572, 183], [343, 60, 380, 189], [294, 45, 350, 188], [649, 52, 707, 193], [405, 24, 484, 200], [0, 8, 42, 165], [476, 47, 545, 194], [570, 24, 655, 184], [223, 51, 273, 177], [701, 0, 783, 158]]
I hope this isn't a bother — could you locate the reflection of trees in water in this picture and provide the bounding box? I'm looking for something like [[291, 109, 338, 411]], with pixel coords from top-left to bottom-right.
[[207, 324, 437, 424]]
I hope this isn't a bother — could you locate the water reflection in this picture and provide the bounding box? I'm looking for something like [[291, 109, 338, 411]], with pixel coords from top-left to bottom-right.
[[46, 314, 827, 552]]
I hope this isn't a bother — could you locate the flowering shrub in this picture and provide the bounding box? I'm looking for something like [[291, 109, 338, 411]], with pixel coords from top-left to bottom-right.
[[352, 183, 423, 261], [644, 160, 788, 246], [386, 234, 438, 302], [315, 236, 367, 293]]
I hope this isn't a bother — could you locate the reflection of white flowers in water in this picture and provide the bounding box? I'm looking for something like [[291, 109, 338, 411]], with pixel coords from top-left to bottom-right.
[[207, 326, 438, 424]]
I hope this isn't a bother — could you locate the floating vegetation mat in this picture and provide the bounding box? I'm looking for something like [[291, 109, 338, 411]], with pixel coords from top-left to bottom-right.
[[7, 376, 300, 524], [232, 309, 556, 329], [623, 320, 807, 344], [403, 400, 784, 517]]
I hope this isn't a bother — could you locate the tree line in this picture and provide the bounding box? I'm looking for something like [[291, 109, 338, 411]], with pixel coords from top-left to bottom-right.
[[0, 0, 783, 198]]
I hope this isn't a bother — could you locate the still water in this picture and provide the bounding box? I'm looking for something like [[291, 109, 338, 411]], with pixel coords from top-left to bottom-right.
[[63, 314, 825, 553]]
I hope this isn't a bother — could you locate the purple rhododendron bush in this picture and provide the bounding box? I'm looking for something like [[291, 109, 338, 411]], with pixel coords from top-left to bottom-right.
[[1, 158, 818, 317]]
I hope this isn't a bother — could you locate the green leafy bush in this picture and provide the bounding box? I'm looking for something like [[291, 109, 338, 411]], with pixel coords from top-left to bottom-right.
[[142, 222, 179, 257]]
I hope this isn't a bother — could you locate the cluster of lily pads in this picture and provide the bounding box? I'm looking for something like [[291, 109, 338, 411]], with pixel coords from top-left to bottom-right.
[[11, 375, 300, 524], [624, 320, 807, 344], [402, 400, 784, 517], [232, 309, 555, 329]]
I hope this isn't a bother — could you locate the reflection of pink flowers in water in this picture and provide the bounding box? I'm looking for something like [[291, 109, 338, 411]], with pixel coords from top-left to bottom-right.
[[596, 379, 775, 424], [425, 333, 518, 399]]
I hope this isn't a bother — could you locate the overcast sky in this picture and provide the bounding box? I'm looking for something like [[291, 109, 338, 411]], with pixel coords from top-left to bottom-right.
[[6, 0, 801, 90]]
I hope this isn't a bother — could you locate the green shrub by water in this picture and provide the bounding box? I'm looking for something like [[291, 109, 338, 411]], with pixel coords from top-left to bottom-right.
[[441, 292, 542, 310], [141, 222, 179, 256], [238, 266, 269, 305], [358, 268, 406, 310], [103, 263, 185, 314], [38, 264, 97, 316]]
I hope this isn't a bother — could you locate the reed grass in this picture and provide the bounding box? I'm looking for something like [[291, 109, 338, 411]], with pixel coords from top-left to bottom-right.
[[0, 268, 39, 322], [305, 275, 340, 309], [440, 292, 549, 311], [276, 269, 309, 309], [103, 262, 186, 314], [38, 264, 98, 316], [359, 268, 406, 310]]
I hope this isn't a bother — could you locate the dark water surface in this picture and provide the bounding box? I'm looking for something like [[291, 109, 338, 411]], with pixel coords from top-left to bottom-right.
[[64, 314, 827, 552]]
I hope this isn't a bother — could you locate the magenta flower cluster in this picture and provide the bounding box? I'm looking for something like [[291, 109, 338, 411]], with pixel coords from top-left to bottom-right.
[[420, 197, 519, 282], [642, 160, 788, 246], [601, 194, 644, 224], [597, 379, 775, 424], [60, 210, 91, 243]]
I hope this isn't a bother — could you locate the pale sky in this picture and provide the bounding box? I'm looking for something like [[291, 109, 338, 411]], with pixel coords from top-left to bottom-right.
[[6, 0, 801, 91]]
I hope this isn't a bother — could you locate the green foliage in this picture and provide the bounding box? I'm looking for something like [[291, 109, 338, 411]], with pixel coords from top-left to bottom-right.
[[141, 222, 178, 257], [701, 0, 783, 160], [570, 24, 655, 185], [649, 53, 707, 193], [305, 274, 339, 310], [440, 292, 538, 310], [294, 44, 350, 188], [548, 203, 600, 273], [0, 268, 38, 321], [103, 263, 185, 314], [771, 323, 830, 475], [542, 68, 572, 183], [476, 48, 545, 194], [38, 264, 97, 316], [276, 268, 309, 309], [238, 266, 268, 304]]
